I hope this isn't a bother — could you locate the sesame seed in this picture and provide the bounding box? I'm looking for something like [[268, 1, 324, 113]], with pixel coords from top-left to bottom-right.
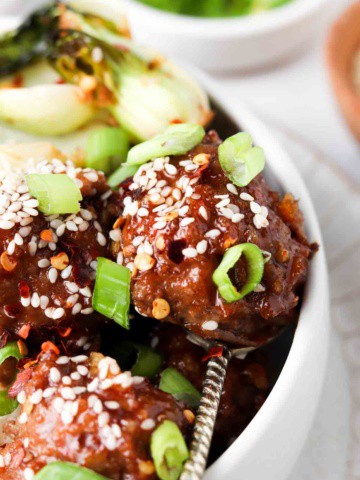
[[250, 201, 262, 214], [21, 296, 31, 307], [18, 412, 28, 424], [182, 247, 198, 258], [31, 293, 40, 308], [180, 217, 195, 227], [109, 229, 122, 242], [138, 207, 149, 217], [141, 418, 156, 430], [165, 163, 177, 175], [199, 206, 208, 220], [97, 232, 107, 246], [202, 320, 218, 331], [98, 412, 110, 427], [43, 387, 56, 398], [240, 192, 254, 201], [77, 365, 88, 376], [30, 389, 43, 405], [232, 213, 245, 223], [61, 387, 76, 401], [80, 286, 92, 298], [24, 468, 35, 480], [205, 229, 221, 239], [216, 198, 230, 208], [104, 401, 120, 410], [196, 240, 208, 254], [226, 183, 238, 195], [56, 356, 69, 365], [17, 391, 26, 404], [61, 410, 74, 425], [178, 205, 189, 216], [62, 376, 72, 385], [40, 296, 49, 309], [48, 268, 58, 284], [53, 307, 65, 320], [71, 355, 88, 363], [50, 367, 61, 383]]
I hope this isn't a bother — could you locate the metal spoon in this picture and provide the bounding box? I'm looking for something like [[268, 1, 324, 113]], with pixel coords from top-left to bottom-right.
[[180, 330, 286, 480]]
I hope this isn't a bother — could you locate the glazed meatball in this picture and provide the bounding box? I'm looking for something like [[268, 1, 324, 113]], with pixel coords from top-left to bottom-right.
[[0, 349, 188, 479], [150, 324, 269, 459], [0, 158, 120, 338], [116, 131, 314, 346]]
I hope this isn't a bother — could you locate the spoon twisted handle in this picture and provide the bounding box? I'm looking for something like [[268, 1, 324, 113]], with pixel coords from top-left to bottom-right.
[[180, 347, 231, 480]]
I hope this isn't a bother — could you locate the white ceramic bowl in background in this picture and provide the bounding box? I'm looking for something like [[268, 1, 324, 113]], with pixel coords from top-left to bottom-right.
[[122, 0, 330, 71]]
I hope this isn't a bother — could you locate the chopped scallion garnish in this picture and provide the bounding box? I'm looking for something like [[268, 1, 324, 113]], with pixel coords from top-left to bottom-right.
[[129, 343, 163, 378], [0, 341, 24, 416], [26, 174, 82, 215], [126, 123, 205, 166], [108, 163, 139, 189], [34, 461, 108, 479], [151, 420, 189, 480], [159, 368, 201, 408], [212, 242, 264, 303], [85, 126, 129, 175], [218, 132, 265, 187], [92, 257, 131, 329]]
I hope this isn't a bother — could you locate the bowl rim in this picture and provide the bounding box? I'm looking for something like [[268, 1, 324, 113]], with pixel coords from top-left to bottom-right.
[[185, 67, 330, 478], [122, 0, 329, 37]]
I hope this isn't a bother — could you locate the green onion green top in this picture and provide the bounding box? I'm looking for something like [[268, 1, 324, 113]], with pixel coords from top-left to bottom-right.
[[151, 420, 189, 480], [212, 242, 264, 302], [0, 341, 24, 416], [159, 368, 201, 408], [108, 164, 139, 189], [114, 341, 163, 378], [34, 461, 109, 479], [92, 257, 131, 329], [135, 0, 293, 17], [126, 123, 205, 166], [25, 174, 83, 215], [85, 127, 129, 175], [218, 132, 265, 187]]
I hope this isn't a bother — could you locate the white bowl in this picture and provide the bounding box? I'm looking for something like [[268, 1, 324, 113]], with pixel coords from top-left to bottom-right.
[[187, 69, 330, 480], [0, 13, 329, 476], [122, 0, 330, 71]]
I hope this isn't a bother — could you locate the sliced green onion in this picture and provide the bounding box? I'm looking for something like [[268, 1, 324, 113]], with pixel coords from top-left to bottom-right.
[[0, 341, 24, 416], [212, 243, 264, 303], [126, 123, 205, 166], [92, 257, 131, 329], [0, 390, 19, 416], [218, 132, 265, 187], [34, 461, 108, 479], [159, 368, 201, 408], [129, 342, 163, 377], [108, 163, 139, 189], [151, 420, 189, 480], [25, 174, 82, 215], [113, 341, 163, 377], [85, 127, 129, 175], [0, 341, 22, 365]]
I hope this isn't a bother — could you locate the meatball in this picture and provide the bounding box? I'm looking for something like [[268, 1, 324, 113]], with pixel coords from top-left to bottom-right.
[[116, 131, 314, 346], [150, 324, 269, 459], [0, 349, 188, 479], [0, 158, 120, 338]]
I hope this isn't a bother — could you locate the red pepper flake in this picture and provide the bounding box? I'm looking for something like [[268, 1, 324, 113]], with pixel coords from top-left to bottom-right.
[[59, 327, 72, 338], [41, 341, 60, 355], [18, 324, 30, 340], [56, 78, 66, 84], [19, 280, 30, 298], [8, 368, 32, 397], [10, 445, 25, 468], [17, 340, 28, 356], [12, 73, 24, 88], [171, 118, 183, 124], [202, 346, 224, 362]]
